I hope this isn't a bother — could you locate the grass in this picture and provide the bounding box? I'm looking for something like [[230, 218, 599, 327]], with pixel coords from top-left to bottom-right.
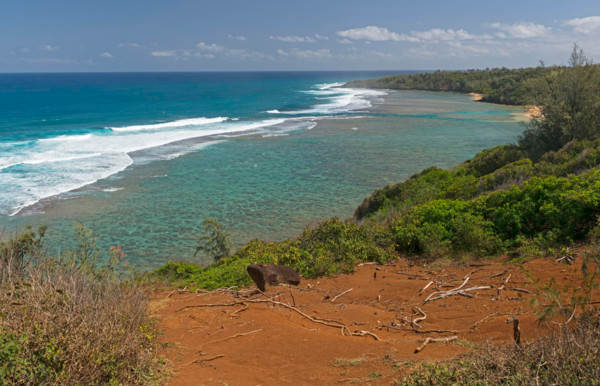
[[334, 357, 366, 367], [398, 314, 600, 385]]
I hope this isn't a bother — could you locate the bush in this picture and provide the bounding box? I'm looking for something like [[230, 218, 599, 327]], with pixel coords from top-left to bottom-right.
[[0, 225, 163, 385], [194, 217, 232, 262], [394, 200, 502, 258], [154, 218, 396, 289], [399, 315, 600, 385]]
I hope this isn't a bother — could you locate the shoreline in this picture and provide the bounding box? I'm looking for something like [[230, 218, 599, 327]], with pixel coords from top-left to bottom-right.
[[469, 92, 542, 120]]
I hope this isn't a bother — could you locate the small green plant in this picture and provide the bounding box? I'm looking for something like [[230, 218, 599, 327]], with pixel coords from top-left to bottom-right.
[[333, 357, 365, 367], [194, 217, 233, 262]]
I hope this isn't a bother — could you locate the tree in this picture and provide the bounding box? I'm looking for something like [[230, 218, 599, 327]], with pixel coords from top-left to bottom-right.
[[194, 217, 232, 262], [519, 44, 600, 160]]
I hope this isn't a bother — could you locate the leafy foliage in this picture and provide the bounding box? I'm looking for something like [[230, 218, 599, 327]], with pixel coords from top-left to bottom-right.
[[194, 217, 233, 262], [155, 218, 394, 289], [346, 66, 550, 105], [519, 45, 600, 160]]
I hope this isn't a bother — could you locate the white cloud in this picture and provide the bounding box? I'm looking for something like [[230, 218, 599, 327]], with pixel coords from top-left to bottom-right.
[[228, 34, 247, 41], [196, 42, 224, 52], [564, 16, 600, 34], [20, 47, 30, 53], [489, 22, 551, 38], [337, 26, 405, 41], [226, 49, 272, 60], [277, 48, 332, 59], [337, 38, 354, 45], [118, 42, 143, 48], [41, 45, 59, 52], [270, 35, 316, 43], [411, 28, 489, 42], [315, 34, 329, 40], [99, 52, 113, 58], [151, 50, 176, 57]]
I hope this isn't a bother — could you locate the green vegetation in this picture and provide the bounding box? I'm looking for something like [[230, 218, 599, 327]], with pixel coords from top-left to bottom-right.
[[155, 217, 394, 290], [346, 66, 550, 105], [155, 46, 600, 290], [519, 45, 600, 160], [194, 216, 233, 262], [4, 47, 600, 384], [0, 224, 163, 385]]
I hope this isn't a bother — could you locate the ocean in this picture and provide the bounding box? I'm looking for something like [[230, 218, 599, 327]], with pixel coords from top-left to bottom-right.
[[0, 72, 526, 268]]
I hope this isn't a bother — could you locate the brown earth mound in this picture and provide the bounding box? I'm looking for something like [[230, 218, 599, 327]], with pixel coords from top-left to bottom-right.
[[151, 255, 586, 385]]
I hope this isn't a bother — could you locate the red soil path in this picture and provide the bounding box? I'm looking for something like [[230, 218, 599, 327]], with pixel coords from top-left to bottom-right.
[[151, 255, 587, 385]]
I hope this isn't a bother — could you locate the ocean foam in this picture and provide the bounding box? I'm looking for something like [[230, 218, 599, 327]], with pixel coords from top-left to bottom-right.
[[268, 84, 386, 115], [108, 117, 228, 132], [0, 117, 293, 215]]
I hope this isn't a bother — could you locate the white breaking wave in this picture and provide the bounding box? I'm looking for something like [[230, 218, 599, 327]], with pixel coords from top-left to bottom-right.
[[0, 117, 293, 216], [108, 117, 228, 132], [268, 83, 386, 115]]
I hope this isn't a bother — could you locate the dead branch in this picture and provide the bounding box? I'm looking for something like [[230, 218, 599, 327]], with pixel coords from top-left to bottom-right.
[[488, 269, 509, 279], [510, 287, 531, 294], [167, 286, 188, 298], [177, 299, 347, 331], [414, 336, 458, 353], [424, 284, 492, 303], [357, 262, 379, 266], [349, 330, 381, 341], [331, 288, 353, 303], [412, 307, 427, 325], [184, 354, 225, 366], [419, 281, 435, 296], [230, 304, 248, 316], [201, 329, 262, 347]]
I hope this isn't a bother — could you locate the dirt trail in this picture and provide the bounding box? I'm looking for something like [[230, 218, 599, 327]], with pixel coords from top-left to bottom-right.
[[152, 256, 586, 385]]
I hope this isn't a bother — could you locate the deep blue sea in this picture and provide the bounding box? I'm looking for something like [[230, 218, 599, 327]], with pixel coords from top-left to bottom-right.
[[0, 72, 527, 268]]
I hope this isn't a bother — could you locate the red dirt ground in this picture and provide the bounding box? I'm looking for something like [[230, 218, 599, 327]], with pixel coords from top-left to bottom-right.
[[151, 254, 588, 385]]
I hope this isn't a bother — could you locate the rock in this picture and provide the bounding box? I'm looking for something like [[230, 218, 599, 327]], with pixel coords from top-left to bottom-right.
[[246, 264, 301, 291]]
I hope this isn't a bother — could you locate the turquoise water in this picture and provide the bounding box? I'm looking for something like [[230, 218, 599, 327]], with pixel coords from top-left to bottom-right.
[[0, 72, 526, 268]]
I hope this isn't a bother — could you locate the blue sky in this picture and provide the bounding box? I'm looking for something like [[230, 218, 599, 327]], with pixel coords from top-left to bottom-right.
[[1, 0, 599, 72]]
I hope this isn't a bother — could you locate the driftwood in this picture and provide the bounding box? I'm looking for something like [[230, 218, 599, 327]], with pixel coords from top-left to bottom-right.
[[414, 336, 458, 353]]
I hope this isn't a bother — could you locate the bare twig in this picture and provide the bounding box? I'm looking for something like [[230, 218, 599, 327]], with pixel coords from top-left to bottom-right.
[[349, 330, 381, 341], [167, 286, 188, 298], [230, 304, 248, 316], [412, 307, 427, 325], [357, 262, 378, 267], [511, 287, 531, 294], [331, 288, 353, 303], [414, 336, 458, 353], [184, 354, 225, 366], [419, 281, 435, 296], [201, 329, 262, 347]]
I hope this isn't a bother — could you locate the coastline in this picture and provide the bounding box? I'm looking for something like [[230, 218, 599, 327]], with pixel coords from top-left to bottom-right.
[[469, 91, 541, 120]]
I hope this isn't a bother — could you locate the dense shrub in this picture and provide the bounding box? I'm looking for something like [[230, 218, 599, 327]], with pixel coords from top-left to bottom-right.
[[0, 225, 163, 385], [346, 66, 550, 105], [154, 218, 395, 289], [393, 200, 502, 258], [399, 316, 600, 385]]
